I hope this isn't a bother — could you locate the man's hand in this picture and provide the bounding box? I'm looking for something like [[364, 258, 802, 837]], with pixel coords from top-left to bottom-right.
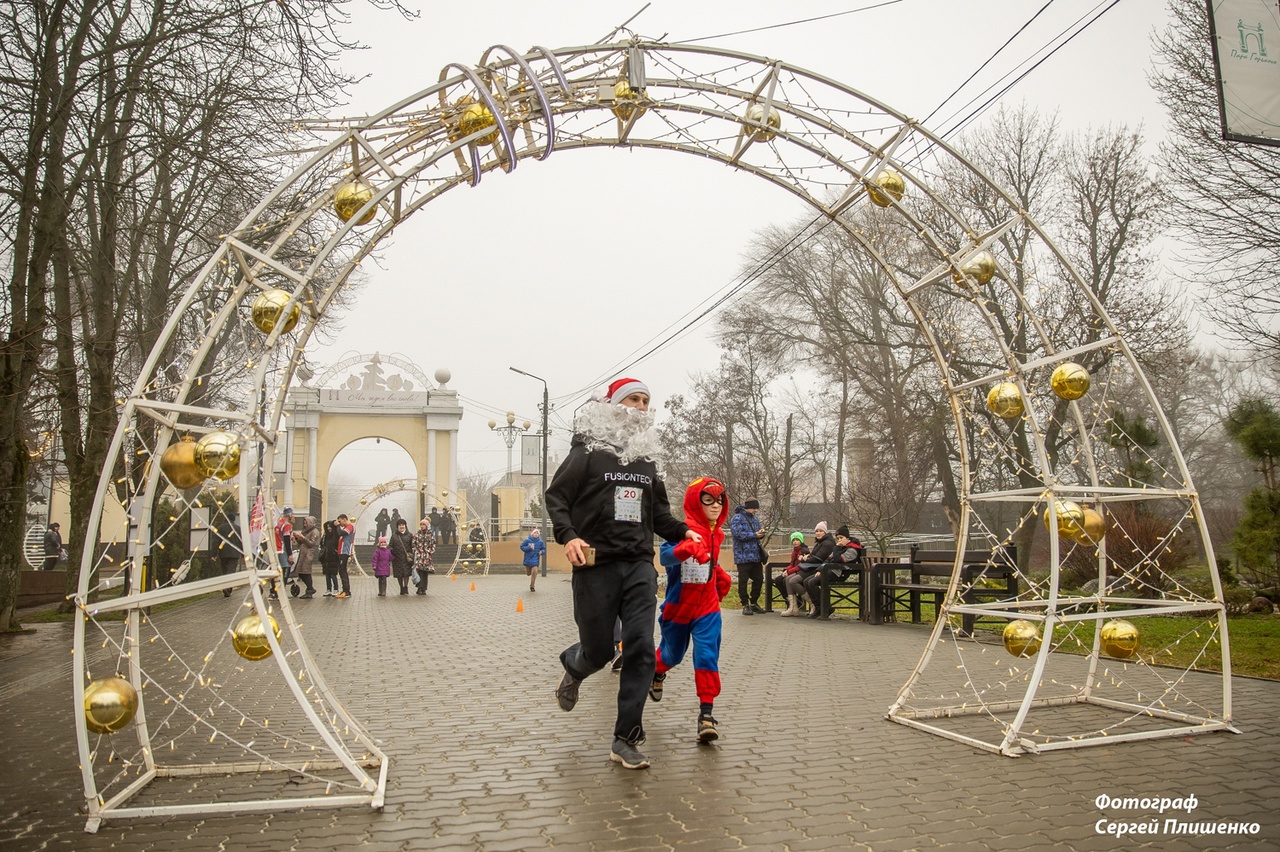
[[564, 538, 588, 567]]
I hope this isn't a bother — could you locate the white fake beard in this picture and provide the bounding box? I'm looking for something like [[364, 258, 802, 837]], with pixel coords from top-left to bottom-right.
[[574, 401, 664, 467]]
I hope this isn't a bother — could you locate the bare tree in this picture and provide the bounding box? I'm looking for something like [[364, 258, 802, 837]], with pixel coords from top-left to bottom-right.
[[1152, 0, 1280, 365]]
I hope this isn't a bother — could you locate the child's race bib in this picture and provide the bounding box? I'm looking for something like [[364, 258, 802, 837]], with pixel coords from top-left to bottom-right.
[[613, 486, 642, 523], [680, 557, 710, 585]]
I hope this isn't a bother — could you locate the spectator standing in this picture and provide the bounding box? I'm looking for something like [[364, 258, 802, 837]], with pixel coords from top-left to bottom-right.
[[729, 498, 766, 615], [412, 518, 436, 595], [389, 518, 415, 595], [428, 507, 441, 541], [320, 520, 340, 596], [374, 508, 391, 543], [42, 522, 64, 571], [519, 527, 546, 592], [652, 477, 733, 744], [546, 377, 694, 771], [334, 513, 355, 598], [291, 515, 319, 599], [440, 508, 457, 545], [214, 516, 242, 598], [272, 507, 295, 599], [372, 536, 392, 596]]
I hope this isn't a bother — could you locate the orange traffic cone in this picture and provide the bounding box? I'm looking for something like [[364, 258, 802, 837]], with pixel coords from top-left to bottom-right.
[[516, 598, 524, 613], [451, 574, 456, 582], [469, 581, 476, 591]]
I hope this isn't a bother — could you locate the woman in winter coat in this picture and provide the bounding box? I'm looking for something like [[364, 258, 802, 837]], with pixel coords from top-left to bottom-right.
[[389, 518, 415, 596], [784, 522, 833, 614], [519, 527, 546, 593], [291, 515, 319, 598], [319, 520, 341, 596], [372, 536, 392, 596], [412, 518, 436, 595]]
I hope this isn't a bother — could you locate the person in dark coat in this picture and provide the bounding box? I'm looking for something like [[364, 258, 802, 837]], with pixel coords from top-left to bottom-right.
[[374, 508, 391, 542], [214, 517, 242, 597], [440, 508, 457, 545], [42, 522, 63, 571], [319, 520, 341, 596], [545, 377, 696, 771], [389, 518, 415, 595]]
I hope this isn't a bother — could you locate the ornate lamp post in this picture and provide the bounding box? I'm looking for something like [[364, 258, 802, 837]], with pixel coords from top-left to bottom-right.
[[510, 367, 550, 577], [488, 411, 529, 486]]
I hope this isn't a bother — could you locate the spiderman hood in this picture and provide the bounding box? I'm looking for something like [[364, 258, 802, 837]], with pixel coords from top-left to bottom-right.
[[681, 477, 727, 542]]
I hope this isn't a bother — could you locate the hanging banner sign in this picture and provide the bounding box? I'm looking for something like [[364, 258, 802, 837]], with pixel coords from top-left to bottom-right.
[[1208, 0, 1280, 146]]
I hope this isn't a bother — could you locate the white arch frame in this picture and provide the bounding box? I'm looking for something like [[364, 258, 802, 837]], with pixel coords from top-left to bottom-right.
[[72, 38, 1234, 830]]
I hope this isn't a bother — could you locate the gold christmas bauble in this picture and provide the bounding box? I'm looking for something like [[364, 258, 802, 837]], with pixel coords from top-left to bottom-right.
[[953, 251, 997, 285], [1002, 620, 1042, 657], [1073, 507, 1106, 546], [1042, 499, 1085, 539], [452, 99, 498, 145], [868, 169, 905, 207], [1051, 362, 1091, 401], [986, 382, 1024, 419], [193, 431, 241, 482], [1100, 619, 1140, 659], [744, 103, 781, 142], [333, 179, 376, 225], [232, 614, 281, 661], [160, 435, 205, 490], [84, 676, 139, 735], [612, 80, 646, 122], [250, 288, 301, 335]]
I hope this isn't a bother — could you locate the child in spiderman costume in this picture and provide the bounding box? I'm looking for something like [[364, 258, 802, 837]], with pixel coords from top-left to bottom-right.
[[649, 476, 733, 744]]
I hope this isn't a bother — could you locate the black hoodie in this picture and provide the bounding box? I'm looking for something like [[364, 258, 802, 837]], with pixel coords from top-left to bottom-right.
[[546, 434, 688, 564]]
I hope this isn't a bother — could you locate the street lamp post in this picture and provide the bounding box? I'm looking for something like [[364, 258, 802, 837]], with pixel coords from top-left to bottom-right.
[[510, 367, 550, 577], [488, 411, 530, 486]]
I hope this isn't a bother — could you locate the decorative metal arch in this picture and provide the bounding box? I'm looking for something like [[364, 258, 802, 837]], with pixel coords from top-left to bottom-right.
[[72, 38, 1234, 830]]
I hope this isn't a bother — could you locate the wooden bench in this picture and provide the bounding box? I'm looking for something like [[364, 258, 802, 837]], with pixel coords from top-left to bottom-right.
[[764, 559, 866, 618], [876, 545, 1018, 632]]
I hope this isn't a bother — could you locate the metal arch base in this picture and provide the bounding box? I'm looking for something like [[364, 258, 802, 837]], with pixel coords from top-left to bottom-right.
[[73, 37, 1235, 828]]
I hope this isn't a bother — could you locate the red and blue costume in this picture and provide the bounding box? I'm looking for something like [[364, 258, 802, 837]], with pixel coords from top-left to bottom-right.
[[655, 477, 733, 706]]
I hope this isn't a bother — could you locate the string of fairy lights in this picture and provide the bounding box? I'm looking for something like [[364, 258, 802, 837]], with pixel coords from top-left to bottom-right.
[[72, 37, 1227, 818]]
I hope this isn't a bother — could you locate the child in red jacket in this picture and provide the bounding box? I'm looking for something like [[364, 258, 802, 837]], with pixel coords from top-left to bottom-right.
[[651, 477, 733, 744]]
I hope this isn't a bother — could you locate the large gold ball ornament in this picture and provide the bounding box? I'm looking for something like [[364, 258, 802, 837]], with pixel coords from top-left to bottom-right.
[[1043, 499, 1086, 539], [193, 431, 241, 482], [744, 103, 781, 142], [84, 676, 139, 735], [611, 80, 646, 122], [451, 99, 499, 145], [1051, 362, 1091, 401], [160, 435, 205, 490], [333, 179, 376, 225], [231, 614, 281, 661], [986, 382, 1024, 419], [953, 251, 997, 285], [868, 169, 905, 207], [1100, 619, 1140, 659], [1002, 620, 1042, 657], [1074, 507, 1106, 546], [250, 288, 301, 336]]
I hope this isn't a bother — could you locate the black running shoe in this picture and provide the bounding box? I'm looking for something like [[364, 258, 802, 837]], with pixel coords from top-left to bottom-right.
[[555, 670, 582, 712]]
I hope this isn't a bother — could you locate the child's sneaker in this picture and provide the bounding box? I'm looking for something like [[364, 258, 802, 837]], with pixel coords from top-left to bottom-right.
[[697, 713, 719, 744], [648, 672, 665, 702]]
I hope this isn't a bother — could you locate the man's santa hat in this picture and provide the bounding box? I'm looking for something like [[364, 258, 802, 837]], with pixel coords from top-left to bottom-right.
[[605, 377, 649, 404]]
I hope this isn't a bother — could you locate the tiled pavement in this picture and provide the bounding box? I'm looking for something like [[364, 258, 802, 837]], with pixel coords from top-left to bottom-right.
[[1, 573, 1277, 851]]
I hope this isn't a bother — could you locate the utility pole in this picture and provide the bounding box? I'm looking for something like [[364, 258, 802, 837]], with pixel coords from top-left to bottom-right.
[[510, 367, 551, 577]]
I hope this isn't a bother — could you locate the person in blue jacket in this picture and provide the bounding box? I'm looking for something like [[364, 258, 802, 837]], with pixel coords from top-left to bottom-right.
[[520, 527, 546, 593], [728, 498, 766, 615]]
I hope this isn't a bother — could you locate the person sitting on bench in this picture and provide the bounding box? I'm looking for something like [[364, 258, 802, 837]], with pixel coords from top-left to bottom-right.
[[774, 531, 809, 616], [784, 522, 834, 616], [803, 526, 863, 620]]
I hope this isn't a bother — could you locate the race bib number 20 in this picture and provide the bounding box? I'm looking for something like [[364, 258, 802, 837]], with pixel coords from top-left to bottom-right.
[[613, 486, 642, 523]]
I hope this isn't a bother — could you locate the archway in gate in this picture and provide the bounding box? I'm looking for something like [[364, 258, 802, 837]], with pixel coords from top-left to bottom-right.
[[71, 38, 1234, 830]]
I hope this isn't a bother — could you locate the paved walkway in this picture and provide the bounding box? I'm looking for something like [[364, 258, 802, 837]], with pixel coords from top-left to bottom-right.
[[1, 573, 1277, 851]]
